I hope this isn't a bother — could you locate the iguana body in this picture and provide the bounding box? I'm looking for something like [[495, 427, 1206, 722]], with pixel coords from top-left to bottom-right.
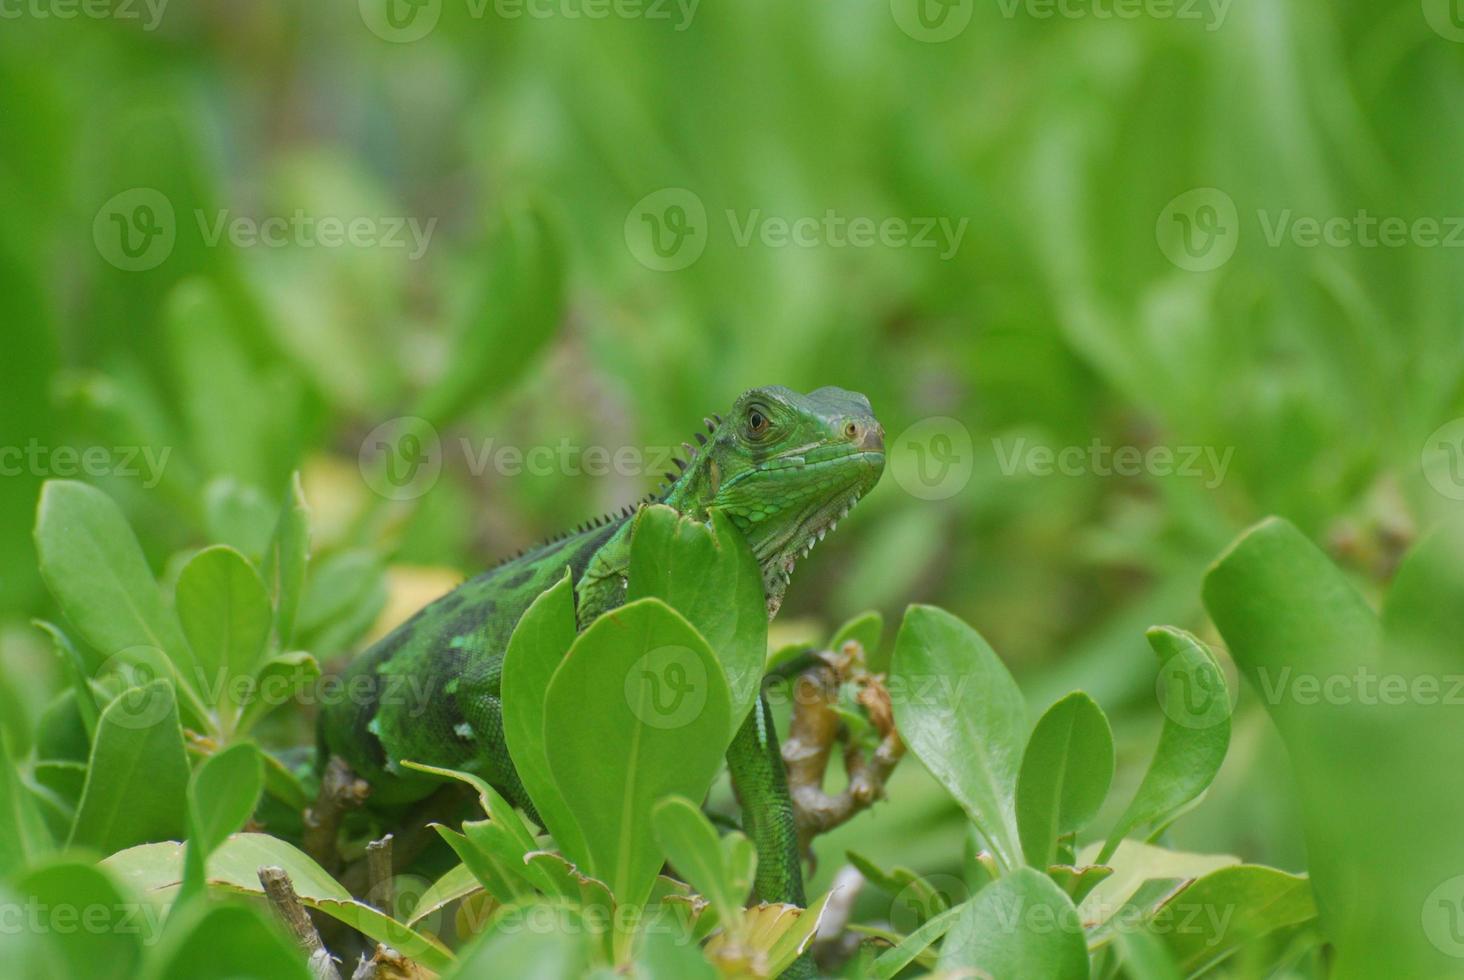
[[320, 385, 885, 914]]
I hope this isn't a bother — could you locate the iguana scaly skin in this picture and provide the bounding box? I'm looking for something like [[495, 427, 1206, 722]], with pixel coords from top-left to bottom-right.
[[320, 385, 885, 915]]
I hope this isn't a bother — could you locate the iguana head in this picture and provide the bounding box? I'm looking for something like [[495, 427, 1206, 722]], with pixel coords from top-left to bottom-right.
[[664, 385, 885, 613]]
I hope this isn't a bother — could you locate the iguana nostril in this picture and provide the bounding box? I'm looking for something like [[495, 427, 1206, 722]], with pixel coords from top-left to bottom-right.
[[860, 422, 884, 453]]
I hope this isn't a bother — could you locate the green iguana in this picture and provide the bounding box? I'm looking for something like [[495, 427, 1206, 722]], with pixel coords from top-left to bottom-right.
[[319, 385, 885, 922]]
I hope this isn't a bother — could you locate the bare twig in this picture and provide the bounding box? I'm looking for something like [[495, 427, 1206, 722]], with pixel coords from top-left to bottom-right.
[[304, 756, 371, 874], [259, 865, 343, 980], [365, 834, 394, 914], [783, 641, 906, 854]]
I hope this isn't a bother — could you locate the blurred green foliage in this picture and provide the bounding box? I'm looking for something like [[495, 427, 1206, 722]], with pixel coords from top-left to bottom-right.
[[2, 1, 1464, 975]]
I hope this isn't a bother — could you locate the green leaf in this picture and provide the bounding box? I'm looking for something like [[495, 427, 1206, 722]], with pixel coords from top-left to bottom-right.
[[1098, 628, 1230, 864], [408, 863, 483, 927], [413, 201, 566, 427], [202, 478, 278, 566], [445, 916, 590, 980], [937, 867, 1089, 979], [890, 605, 1026, 871], [236, 651, 320, 735], [543, 598, 732, 915], [151, 901, 311, 980], [0, 728, 53, 874], [181, 742, 263, 905], [294, 549, 386, 655], [829, 610, 884, 668], [1146, 865, 1316, 974], [870, 902, 965, 980], [15, 861, 149, 980], [70, 680, 190, 854], [626, 505, 767, 731], [176, 545, 273, 710], [102, 833, 453, 972], [1075, 839, 1239, 947], [1017, 691, 1114, 869], [33, 481, 201, 711], [33, 618, 100, 739], [266, 472, 310, 648], [652, 796, 753, 931], [634, 922, 720, 979], [500, 571, 585, 860]]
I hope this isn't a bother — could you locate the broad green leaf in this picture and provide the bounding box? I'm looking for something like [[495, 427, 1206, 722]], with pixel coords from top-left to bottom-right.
[[626, 505, 767, 731], [1381, 516, 1464, 667], [202, 478, 277, 567], [445, 913, 590, 980], [33, 481, 203, 718], [413, 201, 566, 427], [652, 796, 752, 930], [0, 728, 53, 874], [294, 549, 386, 654], [266, 472, 310, 648], [1098, 628, 1229, 864], [152, 901, 311, 980], [1075, 839, 1238, 942], [15, 860, 147, 980], [500, 571, 585, 861], [436, 823, 533, 904], [176, 545, 272, 708], [890, 605, 1026, 871], [871, 902, 965, 980], [102, 833, 453, 972], [830, 610, 884, 669], [937, 867, 1089, 979], [408, 863, 483, 927], [0, 883, 51, 977], [1017, 691, 1114, 868], [635, 923, 719, 979], [33, 618, 99, 739], [236, 650, 320, 735], [181, 742, 263, 905], [70, 680, 190, 854], [543, 598, 731, 916], [1147, 865, 1316, 974]]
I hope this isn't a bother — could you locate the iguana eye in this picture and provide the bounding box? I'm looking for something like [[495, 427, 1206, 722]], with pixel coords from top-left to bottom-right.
[[747, 406, 771, 439]]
